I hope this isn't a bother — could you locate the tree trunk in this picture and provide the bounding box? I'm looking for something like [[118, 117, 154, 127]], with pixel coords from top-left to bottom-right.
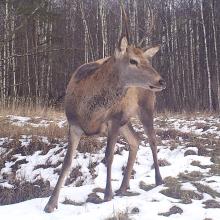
[[211, 0, 220, 110], [201, 1, 212, 111]]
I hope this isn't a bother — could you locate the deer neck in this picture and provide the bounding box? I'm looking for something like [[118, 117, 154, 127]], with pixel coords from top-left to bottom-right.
[[86, 60, 126, 112]]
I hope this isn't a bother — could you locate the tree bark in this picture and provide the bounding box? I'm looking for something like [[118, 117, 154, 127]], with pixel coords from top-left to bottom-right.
[[201, 1, 212, 111]]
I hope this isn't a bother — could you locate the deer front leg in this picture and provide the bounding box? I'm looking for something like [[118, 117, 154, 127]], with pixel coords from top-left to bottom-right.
[[44, 125, 82, 213], [104, 121, 120, 201], [139, 108, 163, 186], [116, 122, 139, 195]]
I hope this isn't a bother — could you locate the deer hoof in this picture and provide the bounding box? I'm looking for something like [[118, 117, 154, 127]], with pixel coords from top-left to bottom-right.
[[44, 203, 58, 213]]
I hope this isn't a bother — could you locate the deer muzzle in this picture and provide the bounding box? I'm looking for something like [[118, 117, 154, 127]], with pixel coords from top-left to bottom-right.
[[149, 78, 166, 91]]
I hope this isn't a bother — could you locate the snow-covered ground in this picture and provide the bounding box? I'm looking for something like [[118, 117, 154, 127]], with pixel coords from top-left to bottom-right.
[[0, 114, 220, 220]]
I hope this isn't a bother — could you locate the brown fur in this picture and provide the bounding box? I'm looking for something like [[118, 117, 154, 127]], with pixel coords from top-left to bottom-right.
[[65, 57, 124, 134], [44, 38, 165, 213], [65, 54, 157, 135]]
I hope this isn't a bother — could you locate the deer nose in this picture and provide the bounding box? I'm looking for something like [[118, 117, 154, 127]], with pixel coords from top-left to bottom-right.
[[159, 79, 166, 87]]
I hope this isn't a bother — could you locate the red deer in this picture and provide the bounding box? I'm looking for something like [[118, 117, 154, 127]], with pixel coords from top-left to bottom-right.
[[44, 37, 166, 213]]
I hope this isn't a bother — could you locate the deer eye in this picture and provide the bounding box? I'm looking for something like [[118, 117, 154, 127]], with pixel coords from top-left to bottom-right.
[[129, 59, 138, 65]]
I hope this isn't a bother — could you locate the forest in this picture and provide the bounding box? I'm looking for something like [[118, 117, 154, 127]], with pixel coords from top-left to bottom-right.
[[0, 0, 220, 112]]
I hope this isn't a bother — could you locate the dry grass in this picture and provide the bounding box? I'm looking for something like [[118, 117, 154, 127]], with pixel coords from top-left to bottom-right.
[[0, 179, 51, 205], [0, 103, 64, 119], [210, 164, 220, 175], [202, 200, 220, 209], [191, 161, 211, 169], [86, 192, 103, 204], [33, 160, 62, 171], [151, 159, 171, 169], [1, 106, 220, 209], [158, 205, 183, 217], [0, 137, 57, 172], [156, 129, 192, 141], [0, 120, 67, 140], [192, 182, 220, 198], [178, 171, 204, 182], [161, 176, 204, 204], [65, 165, 83, 186], [0, 109, 104, 156], [62, 198, 85, 206], [0, 105, 66, 143], [139, 181, 155, 192], [160, 186, 203, 204], [1, 105, 218, 124], [163, 176, 180, 187], [161, 173, 220, 206], [78, 136, 104, 153], [88, 160, 99, 179], [155, 110, 219, 119], [105, 208, 132, 220], [105, 207, 139, 220], [184, 149, 197, 156]]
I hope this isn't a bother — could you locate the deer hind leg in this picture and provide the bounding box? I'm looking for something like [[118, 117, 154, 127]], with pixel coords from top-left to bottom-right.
[[44, 125, 82, 213], [116, 122, 139, 195], [139, 108, 163, 186], [103, 121, 120, 201]]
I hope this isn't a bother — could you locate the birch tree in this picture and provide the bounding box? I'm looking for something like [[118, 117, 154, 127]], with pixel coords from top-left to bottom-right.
[[200, 1, 212, 111], [0, 0, 220, 111]]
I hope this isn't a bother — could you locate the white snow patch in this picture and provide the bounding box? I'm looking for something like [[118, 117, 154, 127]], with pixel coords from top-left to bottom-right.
[[0, 114, 220, 219]]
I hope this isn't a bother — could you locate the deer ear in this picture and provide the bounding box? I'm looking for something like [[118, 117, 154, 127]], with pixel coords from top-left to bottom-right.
[[119, 37, 128, 52], [115, 37, 128, 58], [144, 45, 160, 58]]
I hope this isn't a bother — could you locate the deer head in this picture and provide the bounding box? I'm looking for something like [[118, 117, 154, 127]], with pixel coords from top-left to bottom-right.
[[114, 37, 166, 92]]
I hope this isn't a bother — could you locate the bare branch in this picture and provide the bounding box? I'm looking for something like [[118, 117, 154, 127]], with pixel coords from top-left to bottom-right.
[[138, 1, 155, 47]]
